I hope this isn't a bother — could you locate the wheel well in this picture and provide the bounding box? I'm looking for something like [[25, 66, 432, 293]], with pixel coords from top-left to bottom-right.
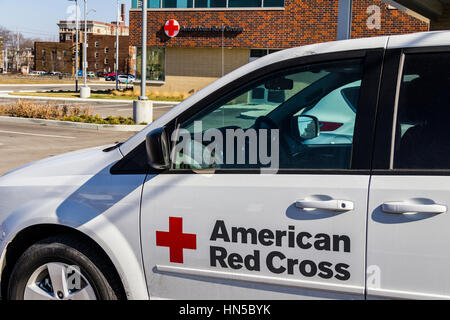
[[1, 224, 126, 299]]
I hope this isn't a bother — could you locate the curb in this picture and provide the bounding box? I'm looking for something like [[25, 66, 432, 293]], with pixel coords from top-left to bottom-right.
[[0, 83, 113, 87], [2, 94, 135, 104], [0, 116, 146, 132], [0, 93, 181, 106]]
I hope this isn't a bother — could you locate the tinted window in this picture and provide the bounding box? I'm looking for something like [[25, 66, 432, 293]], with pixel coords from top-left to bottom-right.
[[228, 0, 261, 7], [394, 53, 450, 170], [162, 0, 194, 7], [195, 0, 226, 7], [264, 0, 284, 6], [172, 59, 364, 171]]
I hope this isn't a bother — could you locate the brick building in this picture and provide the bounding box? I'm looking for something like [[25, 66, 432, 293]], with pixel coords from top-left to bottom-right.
[[129, 0, 429, 95], [34, 4, 135, 75], [86, 34, 136, 74], [34, 42, 74, 74]]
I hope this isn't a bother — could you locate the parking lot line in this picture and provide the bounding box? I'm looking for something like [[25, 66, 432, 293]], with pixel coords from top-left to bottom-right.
[[0, 130, 76, 139]]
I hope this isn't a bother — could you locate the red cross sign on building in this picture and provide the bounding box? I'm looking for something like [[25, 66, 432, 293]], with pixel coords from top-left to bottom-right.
[[156, 217, 197, 263], [164, 19, 180, 38]]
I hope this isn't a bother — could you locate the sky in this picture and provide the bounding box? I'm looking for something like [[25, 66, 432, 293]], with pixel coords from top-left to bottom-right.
[[0, 0, 130, 41]]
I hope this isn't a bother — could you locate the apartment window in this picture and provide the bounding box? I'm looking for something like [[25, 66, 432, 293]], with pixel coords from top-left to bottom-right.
[[133, 0, 283, 8], [105, 48, 109, 54], [95, 63, 99, 69], [104, 58, 109, 65], [136, 47, 165, 82], [95, 52, 99, 58], [95, 41, 100, 48]]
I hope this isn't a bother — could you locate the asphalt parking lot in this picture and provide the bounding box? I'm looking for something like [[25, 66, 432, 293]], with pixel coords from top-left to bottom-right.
[[0, 122, 135, 175]]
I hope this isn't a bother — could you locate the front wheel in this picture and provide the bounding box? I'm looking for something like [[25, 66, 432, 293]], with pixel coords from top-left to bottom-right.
[[7, 235, 123, 300]]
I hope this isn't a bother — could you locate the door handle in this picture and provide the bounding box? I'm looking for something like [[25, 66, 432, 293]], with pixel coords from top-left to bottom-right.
[[382, 202, 447, 214], [295, 199, 354, 212]]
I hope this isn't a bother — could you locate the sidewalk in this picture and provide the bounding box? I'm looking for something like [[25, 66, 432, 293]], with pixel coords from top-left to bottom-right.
[[0, 91, 181, 105], [0, 83, 115, 87]]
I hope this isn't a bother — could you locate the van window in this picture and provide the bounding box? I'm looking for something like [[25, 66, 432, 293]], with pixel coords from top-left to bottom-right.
[[173, 59, 365, 170], [394, 52, 450, 170]]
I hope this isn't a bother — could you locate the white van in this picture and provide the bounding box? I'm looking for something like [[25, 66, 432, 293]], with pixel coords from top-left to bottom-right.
[[0, 31, 450, 300]]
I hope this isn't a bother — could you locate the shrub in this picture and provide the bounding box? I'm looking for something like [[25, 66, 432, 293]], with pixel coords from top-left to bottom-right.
[[0, 100, 136, 125], [0, 100, 92, 120]]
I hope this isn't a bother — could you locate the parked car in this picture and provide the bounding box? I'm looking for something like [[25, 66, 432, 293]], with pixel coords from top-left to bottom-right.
[[1, 31, 450, 301], [117, 74, 136, 84], [87, 72, 96, 78], [97, 72, 107, 78], [29, 71, 45, 76], [105, 73, 116, 81]]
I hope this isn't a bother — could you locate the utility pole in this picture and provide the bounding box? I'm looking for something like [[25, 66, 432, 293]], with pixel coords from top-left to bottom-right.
[[115, 0, 120, 91], [80, 0, 91, 98], [140, 0, 147, 100], [16, 30, 20, 72], [69, 0, 80, 90], [4, 47, 7, 73], [133, 0, 152, 124], [75, 0, 79, 91], [337, 0, 353, 40], [83, 0, 87, 87]]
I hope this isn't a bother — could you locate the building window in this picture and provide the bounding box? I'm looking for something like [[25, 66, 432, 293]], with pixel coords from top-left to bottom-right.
[[105, 47, 109, 54], [104, 58, 109, 65], [228, 0, 261, 7], [133, 0, 283, 8], [95, 41, 100, 48], [195, 0, 226, 7], [95, 52, 99, 58], [136, 47, 165, 82], [95, 63, 99, 69], [249, 48, 280, 62], [263, 0, 284, 6]]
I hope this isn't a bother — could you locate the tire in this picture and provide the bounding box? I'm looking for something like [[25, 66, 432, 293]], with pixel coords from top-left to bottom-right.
[[7, 235, 123, 300]]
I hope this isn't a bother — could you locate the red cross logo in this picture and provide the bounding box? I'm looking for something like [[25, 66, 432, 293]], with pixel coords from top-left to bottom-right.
[[156, 217, 197, 263], [164, 19, 180, 38]]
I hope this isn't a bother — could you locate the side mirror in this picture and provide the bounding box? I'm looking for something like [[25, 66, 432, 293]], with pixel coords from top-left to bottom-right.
[[146, 127, 170, 170], [292, 115, 320, 141]]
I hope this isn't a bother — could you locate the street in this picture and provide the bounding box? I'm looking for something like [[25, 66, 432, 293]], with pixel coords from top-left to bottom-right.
[[0, 83, 119, 92], [0, 83, 177, 175], [0, 121, 135, 175]]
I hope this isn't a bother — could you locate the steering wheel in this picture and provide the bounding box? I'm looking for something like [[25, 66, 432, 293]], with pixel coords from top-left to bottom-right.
[[254, 116, 290, 167], [254, 116, 279, 131]]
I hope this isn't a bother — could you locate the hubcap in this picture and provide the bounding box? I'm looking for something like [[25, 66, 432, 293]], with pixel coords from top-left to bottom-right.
[[24, 262, 97, 300]]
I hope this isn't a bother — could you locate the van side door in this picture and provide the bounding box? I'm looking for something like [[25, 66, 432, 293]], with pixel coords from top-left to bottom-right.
[[367, 49, 450, 299]]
